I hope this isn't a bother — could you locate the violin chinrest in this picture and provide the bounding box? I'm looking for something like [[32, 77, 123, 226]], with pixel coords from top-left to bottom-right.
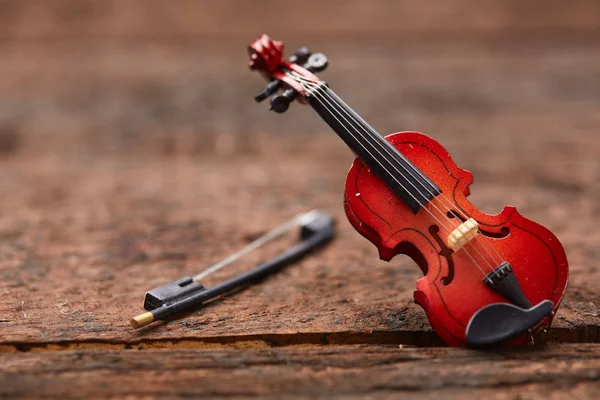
[[465, 300, 554, 348]]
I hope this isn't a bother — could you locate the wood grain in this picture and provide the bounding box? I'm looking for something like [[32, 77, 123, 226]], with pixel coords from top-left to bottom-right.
[[0, 143, 598, 347]]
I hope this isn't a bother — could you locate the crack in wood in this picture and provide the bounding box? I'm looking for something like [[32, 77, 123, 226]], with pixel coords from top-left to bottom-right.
[[1, 324, 599, 353]]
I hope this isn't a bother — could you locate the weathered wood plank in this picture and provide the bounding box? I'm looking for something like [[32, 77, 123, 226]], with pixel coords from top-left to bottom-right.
[[0, 140, 598, 345], [1, 344, 600, 398]]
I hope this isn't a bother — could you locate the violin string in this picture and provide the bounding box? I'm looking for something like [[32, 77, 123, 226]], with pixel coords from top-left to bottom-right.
[[307, 82, 499, 277], [285, 73, 493, 278], [303, 81, 496, 278], [290, 73, 505, 279], [289, 71, 506, 271], [309, 80, 504, 275], [313, 78, 505, 268], [324, 89, 506, 268]]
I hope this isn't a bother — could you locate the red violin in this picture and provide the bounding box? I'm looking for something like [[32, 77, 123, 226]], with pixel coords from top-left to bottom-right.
[[248, 34, 569, 347]]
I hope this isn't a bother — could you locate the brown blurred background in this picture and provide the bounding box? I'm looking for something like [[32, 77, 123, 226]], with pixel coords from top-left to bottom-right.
[[1, 1, 599, 221], [1, 0, 599, 159]]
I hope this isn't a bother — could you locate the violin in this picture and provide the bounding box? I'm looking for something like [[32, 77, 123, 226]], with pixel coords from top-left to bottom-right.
[[247, 34, 569, 347]]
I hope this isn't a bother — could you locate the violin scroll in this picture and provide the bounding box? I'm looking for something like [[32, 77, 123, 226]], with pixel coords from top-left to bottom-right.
[[248, 34, 284, 73], [249, 34, 328, 113]]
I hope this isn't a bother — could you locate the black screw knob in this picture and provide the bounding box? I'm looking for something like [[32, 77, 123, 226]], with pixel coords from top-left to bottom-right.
[[270, 89, 298, 113], [289, 47, 311, 65], [255, 80, 282, 102]]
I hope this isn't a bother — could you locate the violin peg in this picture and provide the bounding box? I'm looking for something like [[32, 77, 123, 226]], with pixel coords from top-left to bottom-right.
[[289, 47, 311, 65], [270, 89, 298, 113], [306, 53, 328, 72], [255, 80, 282, 102]]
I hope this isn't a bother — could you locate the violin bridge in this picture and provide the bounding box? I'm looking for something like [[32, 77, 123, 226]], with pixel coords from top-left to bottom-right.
[[447, 218, 479, 252]]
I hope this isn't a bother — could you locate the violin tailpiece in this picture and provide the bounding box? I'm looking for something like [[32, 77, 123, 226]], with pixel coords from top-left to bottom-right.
[[447, 218, 479, 251], [484, 262, 532, 309]]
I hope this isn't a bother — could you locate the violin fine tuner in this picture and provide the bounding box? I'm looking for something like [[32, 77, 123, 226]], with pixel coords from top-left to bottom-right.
[[248, 34, 569, 348], [130, 210, 335, 329]]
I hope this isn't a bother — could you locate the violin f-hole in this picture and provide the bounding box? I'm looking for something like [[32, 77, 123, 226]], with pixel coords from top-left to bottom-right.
[[429, 225, 455, 285]]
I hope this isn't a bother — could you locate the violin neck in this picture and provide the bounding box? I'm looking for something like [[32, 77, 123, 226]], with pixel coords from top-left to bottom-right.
[[306, 84, 441, 213]]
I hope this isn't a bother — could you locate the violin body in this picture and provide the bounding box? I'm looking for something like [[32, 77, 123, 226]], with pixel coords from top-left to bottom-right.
[[344, 131, 568, 346], [248, 34, 569, 347]]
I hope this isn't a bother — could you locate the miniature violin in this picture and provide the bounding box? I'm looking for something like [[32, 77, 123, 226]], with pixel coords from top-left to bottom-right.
[[247, 34, 568, 347]]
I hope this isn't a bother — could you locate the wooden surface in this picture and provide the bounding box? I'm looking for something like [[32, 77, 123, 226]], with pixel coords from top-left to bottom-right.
[[1, 1, 600, 398], [2, 344, 600, 399]]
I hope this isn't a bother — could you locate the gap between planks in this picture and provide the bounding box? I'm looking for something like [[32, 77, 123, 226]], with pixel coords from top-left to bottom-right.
[[1, 325, 598, 353]]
